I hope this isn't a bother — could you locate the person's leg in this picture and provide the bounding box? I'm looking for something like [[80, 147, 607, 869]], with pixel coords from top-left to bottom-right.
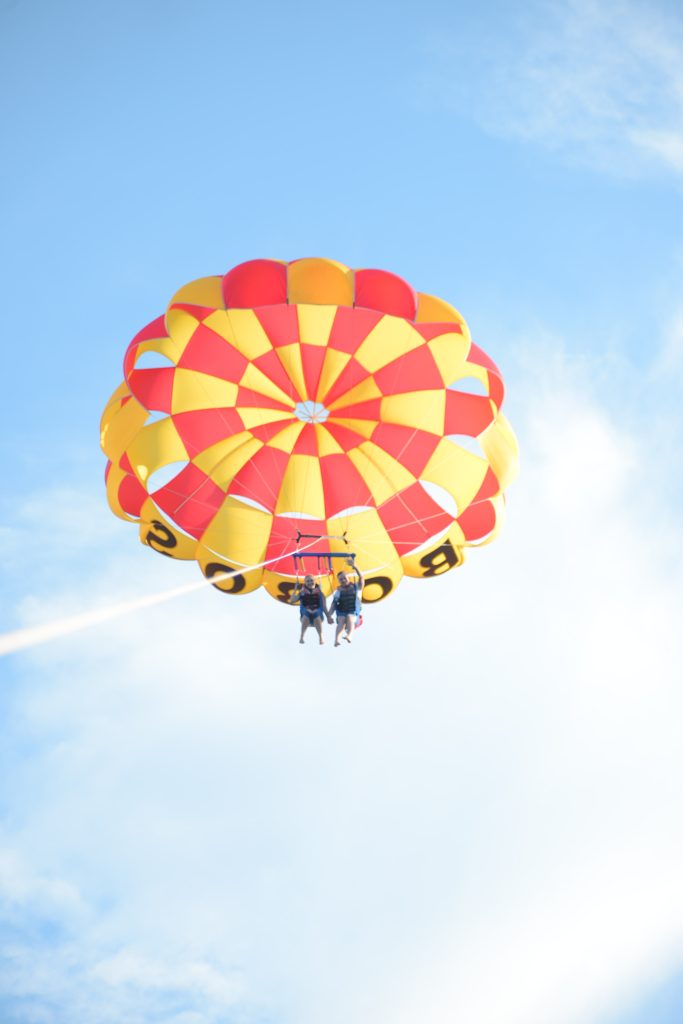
[[343, 614, 354, 641], [299, 614, 310, 643], [314, 614, 324, 644], [334, 615, 344, 646]]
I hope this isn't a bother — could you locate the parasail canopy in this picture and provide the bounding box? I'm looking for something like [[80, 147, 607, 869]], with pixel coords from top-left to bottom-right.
[[101, 258, 518, 605]]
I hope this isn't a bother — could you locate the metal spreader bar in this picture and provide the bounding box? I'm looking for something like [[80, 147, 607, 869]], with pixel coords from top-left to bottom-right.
[[293, 551, 356, 574], [295, 530, 349, 546]]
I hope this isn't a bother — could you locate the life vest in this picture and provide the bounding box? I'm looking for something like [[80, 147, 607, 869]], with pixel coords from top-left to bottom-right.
[[335, 584, 358, 614], [300, 585, 323, 612]]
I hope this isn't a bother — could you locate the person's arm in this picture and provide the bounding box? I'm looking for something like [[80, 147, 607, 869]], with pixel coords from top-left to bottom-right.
[[350, 559, 364, 593], [289, 585, 302, 605]]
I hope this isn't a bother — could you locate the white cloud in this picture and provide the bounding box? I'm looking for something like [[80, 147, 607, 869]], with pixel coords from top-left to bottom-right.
[[91, 951, 241, 1002], [1, 322, 683, 1023], [631, 127, 683, 172], [424, 0, 683, 176], [652, 307, 683, 379], [0, 846, 85, 920], [0, 486, 121, 569]]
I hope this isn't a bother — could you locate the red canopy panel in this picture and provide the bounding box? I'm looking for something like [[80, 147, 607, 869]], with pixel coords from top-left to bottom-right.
[[300, 344, 327, 398], [319, 453, 374, 517], [118, 472, 147, 517], [178, 323, 249, 380], [222, 259, 287, 308], [369, 423, 440, 478], [229, 446, 289, 513], [457, 499, 497, 541], [152, 464, 225, 538], [173, 408, 245, 458], [322, 356, 371, 407], [468, 342, 505, 408], [252, 348, 301, 402], [444, 391, 494, 436], [378, 483, 454, 554], [327, 306, 384, 355], [355, 269, 418, 320], [255, 304, 300, 347], [127, 367, 175, 413], [374, 344, 443, 395]]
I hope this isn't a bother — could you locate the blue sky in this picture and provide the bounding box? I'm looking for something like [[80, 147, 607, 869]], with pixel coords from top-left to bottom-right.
[[1, 0, 683, 1022]]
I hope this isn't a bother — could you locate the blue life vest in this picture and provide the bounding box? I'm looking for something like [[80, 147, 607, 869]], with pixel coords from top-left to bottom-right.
[[300, 585, 323, 613], [335, 584, 358, 615]]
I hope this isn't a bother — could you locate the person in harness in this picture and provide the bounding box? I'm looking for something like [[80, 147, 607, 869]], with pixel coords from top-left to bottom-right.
[[290, 574, 333, 645], [330, 559, 365, 646]]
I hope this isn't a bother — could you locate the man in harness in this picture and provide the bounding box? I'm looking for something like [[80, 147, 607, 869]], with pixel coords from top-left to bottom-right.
[[330, 559, 365, 646], [290, 574, 333, 645]]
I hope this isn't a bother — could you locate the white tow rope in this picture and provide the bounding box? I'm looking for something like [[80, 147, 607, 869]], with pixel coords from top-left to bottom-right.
[[0, 542, 324, 658]]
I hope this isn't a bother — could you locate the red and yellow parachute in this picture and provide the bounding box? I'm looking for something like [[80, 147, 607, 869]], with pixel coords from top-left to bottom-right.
[[100, 258, 518, 604]]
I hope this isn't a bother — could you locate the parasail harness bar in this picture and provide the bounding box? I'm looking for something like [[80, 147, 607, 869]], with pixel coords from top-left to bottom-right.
[[295, 530, 349, 546], [293, 531, 355, 577]]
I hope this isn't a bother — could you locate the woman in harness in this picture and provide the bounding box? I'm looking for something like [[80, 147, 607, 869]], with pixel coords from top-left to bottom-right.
[[290, 575, 333, 645], [330, 560, 365, 647]]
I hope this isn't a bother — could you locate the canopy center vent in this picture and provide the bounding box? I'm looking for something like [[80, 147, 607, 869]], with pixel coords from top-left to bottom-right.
[[294, 400, 330, 424]]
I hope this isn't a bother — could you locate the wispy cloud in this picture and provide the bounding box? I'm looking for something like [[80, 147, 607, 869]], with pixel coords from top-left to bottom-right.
[[1, 318, 683, 1023], [424, 0, 683, 176], [652, 307, 683, 380], [0, 842, 247, 1023]]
